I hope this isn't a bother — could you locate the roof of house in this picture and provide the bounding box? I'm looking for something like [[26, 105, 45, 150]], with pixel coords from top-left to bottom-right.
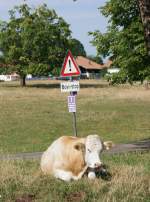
[[103, 60, 112, 68], [75, 56, 105, 70], [75, 56, 112, 70]]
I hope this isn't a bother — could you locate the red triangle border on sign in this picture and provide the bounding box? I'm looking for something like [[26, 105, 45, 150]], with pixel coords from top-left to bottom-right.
[[60, 50, 81, 77]]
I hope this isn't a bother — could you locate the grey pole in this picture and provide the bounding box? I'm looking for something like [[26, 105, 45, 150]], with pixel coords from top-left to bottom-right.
[[73, 111, 77, 136], [70, 77, 77, 136]]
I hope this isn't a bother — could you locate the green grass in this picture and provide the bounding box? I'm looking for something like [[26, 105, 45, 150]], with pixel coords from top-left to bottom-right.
[[0, 80, 150, 153], [0, 152, 149, 202]]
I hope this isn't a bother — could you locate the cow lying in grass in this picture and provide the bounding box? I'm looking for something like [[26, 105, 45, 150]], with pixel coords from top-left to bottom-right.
[[41, 135, 113, 181]]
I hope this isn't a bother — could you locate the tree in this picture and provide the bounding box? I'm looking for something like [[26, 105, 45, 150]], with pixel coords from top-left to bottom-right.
[[0, 4, 71, 86], [69, 38, 86, 57], [90, 0, 150, 83], [138, 0, 150, 56], [72, 0, 150, 55], [87, 55, 103, 64]]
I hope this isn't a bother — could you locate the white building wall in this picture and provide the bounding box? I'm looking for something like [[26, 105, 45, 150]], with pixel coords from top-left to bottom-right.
[[0, 75, 19, 81], [107, 68, 120, 74]]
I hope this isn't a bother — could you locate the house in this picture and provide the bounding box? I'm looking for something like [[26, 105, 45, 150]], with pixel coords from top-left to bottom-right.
[[104, 60, 120, 74], [75, 56, 107, 79], [107, 68, 120, 74], [0, 73, 19, 81]]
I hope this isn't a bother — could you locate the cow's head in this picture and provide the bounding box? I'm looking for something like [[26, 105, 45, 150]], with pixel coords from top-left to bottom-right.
[[85, 135, 113, 168]]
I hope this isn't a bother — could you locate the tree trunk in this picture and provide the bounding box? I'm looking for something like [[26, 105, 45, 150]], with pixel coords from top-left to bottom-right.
[[138, 0, 150, 56], [20, 75, 26, 87]]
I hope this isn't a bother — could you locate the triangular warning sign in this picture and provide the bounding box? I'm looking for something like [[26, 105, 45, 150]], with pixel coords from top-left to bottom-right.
[[60, 50, 80, 77]]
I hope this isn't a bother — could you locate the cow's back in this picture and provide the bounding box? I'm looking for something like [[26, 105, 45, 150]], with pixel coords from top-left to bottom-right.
[[40, 137, 60, 174], [40, 136, 86, 175]]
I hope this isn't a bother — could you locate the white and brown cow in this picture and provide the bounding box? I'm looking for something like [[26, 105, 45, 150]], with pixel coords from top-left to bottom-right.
[[40, 135, 113, 181]]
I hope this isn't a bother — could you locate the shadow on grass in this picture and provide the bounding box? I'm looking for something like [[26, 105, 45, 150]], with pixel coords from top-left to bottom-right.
[[0, 78, 109, 89], [28, 83, 60, 89], [0, 80, 109, 89], [28, 83, 109, 89]]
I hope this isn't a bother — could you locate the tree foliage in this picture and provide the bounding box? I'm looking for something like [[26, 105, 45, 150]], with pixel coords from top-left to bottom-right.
[[0, 4, 71, 86], [90, 0, 150, 83], [69, 38, 86, 57], [87, 55, 103, 64]]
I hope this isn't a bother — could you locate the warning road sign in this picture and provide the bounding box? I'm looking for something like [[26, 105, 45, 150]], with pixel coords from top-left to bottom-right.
[[60, 50, 80, 77]]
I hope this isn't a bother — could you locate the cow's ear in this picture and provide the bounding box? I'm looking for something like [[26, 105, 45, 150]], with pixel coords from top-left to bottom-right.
[[103, 141, 114, 150], [74, 143, 85, 152]]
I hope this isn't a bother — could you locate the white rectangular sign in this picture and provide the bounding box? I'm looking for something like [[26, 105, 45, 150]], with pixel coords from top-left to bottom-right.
[[68, 95, 76, 112], [61, 81, 80, 92]]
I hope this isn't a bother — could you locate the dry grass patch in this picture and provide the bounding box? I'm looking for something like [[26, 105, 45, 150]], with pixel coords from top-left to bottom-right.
[[88, 165, 150, 202], [104, 165, 149, 202], [0, 152, 149, 202]]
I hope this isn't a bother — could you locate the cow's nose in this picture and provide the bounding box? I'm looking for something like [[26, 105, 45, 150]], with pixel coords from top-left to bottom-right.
[[94, 162, 102, 168]]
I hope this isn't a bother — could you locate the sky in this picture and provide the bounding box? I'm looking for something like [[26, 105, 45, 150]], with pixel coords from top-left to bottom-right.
[[0, 0, 108, 56]]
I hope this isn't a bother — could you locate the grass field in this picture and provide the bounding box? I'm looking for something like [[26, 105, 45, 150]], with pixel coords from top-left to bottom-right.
[[0, 80, 150, 201], [0, 80, 150, 153]]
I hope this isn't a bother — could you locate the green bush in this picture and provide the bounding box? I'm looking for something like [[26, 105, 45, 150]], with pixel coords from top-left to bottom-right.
[[105, 70, 127, 85]]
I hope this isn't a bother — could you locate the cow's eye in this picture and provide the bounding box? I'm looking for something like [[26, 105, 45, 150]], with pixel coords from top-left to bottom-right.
[[88, 149, 91, 153]]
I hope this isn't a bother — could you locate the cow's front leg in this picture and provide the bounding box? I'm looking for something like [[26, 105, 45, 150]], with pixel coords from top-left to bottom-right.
[[54, 169, 73, 182], [72, 165, 88, 180]]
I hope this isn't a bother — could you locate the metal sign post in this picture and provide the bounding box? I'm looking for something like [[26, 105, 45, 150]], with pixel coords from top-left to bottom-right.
[[60, 50, 80, 136], [68, 91, 77, 136], [72, 107, 77, 136]]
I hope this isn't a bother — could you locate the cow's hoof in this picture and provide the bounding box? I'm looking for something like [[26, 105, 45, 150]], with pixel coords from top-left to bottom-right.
[[88, 171, 96, 179]]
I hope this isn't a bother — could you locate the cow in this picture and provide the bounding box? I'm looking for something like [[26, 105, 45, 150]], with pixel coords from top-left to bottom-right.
[[40, 134, 113, 181]]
